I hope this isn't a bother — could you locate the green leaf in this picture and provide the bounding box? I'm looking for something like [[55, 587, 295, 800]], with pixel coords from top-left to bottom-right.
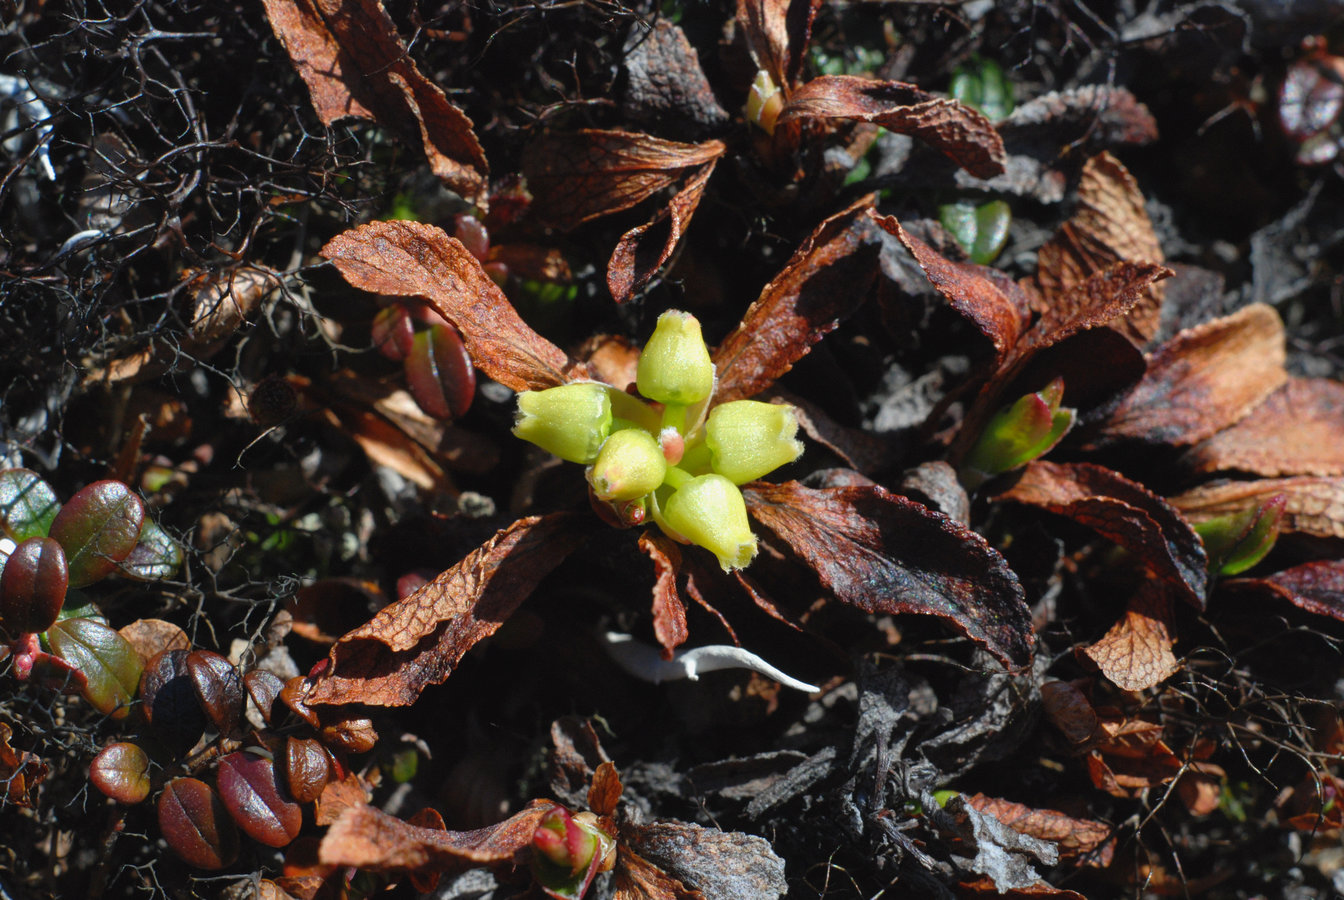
[[938, 198, 1012, 265], [47, 481, 145, 588], [45, 618, 143, 719], [0, 469, 60, 541], [950, 56, 1015, 121], [118, 520, 183, 581], [1195, 494, 1286, 576]]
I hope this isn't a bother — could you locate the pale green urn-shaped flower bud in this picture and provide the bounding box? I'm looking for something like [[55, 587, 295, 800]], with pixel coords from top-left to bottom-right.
[[636, 311, 715, 406], [513, 383, 612, 463], [705, 400, 804, 484], [589, 428, 667, 501], [662, 474, 758, 571]]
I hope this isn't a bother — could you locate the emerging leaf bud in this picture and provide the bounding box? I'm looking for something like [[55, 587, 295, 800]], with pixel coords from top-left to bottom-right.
[[746, 69, 784, 135], [1194, 493, 1286, 576], [589, 429, 667, 501], [531, 805, 615, 900], [961, 377, 1074, 488], [635, 311, 715, 407], [705, 400, 804, 484], [661, 474, 758, 571], [513, 384, 613, 464]]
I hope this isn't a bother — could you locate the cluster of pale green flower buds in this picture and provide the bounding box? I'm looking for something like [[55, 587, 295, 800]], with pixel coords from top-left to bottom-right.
[[512, 311, 804, 571]]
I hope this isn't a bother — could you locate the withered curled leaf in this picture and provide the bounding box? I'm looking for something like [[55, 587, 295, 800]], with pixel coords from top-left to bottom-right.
[[744, 481, 1033, 669], [319, 801, 549, 873], [306, 513, 590, 706], [639, 532, 688, 657], [965, 794, 1115, 865], [1229, 560, 1344, 623], [1185, 378, 1344, 477], [609, 159, 718, 303], [1081, 582, 1179, 692]]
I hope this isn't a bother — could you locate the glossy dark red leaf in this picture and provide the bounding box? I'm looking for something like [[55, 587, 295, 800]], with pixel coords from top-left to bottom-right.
[[404, 324, 476, 420], [743, 481, 1033, 669], [89, 742, 151, 805], [0, 536, 68, 634], [244, 669, 286, 726], [372, 303, 416, 361], [158, 777, 240, 870], [185, 650, 245, 736], [1229, 560, 1344, 623], [140, 649, 208, 755], [46, 618, 143, 719], [47, 480, 145, 588], [217, 751, 304, 848], [286, 737, 334, 804]]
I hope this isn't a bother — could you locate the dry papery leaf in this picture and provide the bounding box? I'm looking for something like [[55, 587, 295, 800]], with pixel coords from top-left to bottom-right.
[[0, 723, 48, 809], [1227, 559, 1344, 623], [625, 819, 788, 899], [616, 847, 704, 900], [313, 770, 370, 826], [1040, 680, 1099, 745], [609, 159, 718, 303], [640, 532, 688, 656], [1170, 476, 1344, 540], [622, 20, 730, 134], [957, 878, 1087, 899], [735, 0, 818, 92], [744, 480, 1034, 669], [1081, 582, 1179, 692], [1092, 303, 1287, 448], [522, 130, 725, 233], [965, 794, 1115, 866], [713, 200, 885, 403], [1035, 152, 1165, 346], [323, 406, 447, 491], [1086, 716, 1183, 797], [321, 221, 573, 391], [997, 461, 1208, 608], [305, 513, 590, 706], [778, 75, 1007, 179], [1185, 378, 1344, 477], [261, 0, 487, 205]]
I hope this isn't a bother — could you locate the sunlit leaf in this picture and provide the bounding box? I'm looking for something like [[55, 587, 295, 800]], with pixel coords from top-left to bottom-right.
[[217, 751, 303, 848], [119, 520, 183, 581], [47, 480, 145, 588], [158, 777, 239, 870], [89, 742, 152, 805], [0, 469, 59, 541], [0, 536, 68, 634], [46, 618, 143, 719]]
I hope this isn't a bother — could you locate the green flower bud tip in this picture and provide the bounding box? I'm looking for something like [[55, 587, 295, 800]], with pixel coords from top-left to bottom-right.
[[513, 383, 612, 464], [636, 311, 715, 406], [705, 400, 804, 484], [589, 429, 667, 501], [962, 377, 1074, 485], [661, 474, 758, 571]]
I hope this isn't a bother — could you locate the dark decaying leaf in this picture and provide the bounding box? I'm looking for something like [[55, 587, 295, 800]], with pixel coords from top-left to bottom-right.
[[997, 462, 1208, 608], [260, 0, 487, 205], [318, 801, 549, 873], [1081, 581, 1179, 692], [89, 741, 152, 805], [1093, 303, 1287, 448], [158, 777, 240, 870], [625, 819, 787, 899], [1170, 476, 1344, 540], [744, 481, 1033, 669], [1021, 261, 1172, 357], [639, 532, 687, 657], [778, 76, 1007, 179], [46, 618, 144, 719], [622, 21, 729, 133], [0, 469, 59, 541], [713, 201, 883, 403], [965, 794, 1114, 865], [1185, 378, 1344, 477], [322, 221, 572, 392], [140, 649, 208, 755], [608, 159, 718, 303], [306, 513, 590, 706], [1228, 560, 1344, 623], [550, 717, 612, 809], [522, 130, 725, 232], [217, 751, 304, 848], [47, 480, 145, 588], [0, 723, 48, 809], [928, 792, 1058, 892], [615, 846, 704, 900]]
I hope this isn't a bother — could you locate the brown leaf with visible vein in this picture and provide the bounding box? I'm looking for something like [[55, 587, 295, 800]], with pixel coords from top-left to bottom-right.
[[522, 131, 725, 233], [588, 760, 623, 818], [1170, 476, 1344, 540], [609, 160, 717, 303], [616, 847, 704, 900], [735, 0, 819, 91], [321, 221, 571, 391], [965, 794, 1115, 865], [998, 462, 1208, 607], [623, 21, 729, 132], [1040, 681, 1099, 745], [1082, 582, 1179, 692], [261, 0, 486, 204], [875, 214, 1030, 369], [1036, 153, 1165, 346], [1023, 261, 1172, 355], [306, 513, 589, 706], [713, 201, 883, 403], [314, 771, 371, 826], [744, 481, 1033, 669], [1230, 560, 1344, 623], [1185, 378, 1344, 477], [780, 76, 1006, 178], [639, 532, 688, 657], [0, 723, 47, 808], [1095, 303, 1287, 447], [319, 801, 548, 874]]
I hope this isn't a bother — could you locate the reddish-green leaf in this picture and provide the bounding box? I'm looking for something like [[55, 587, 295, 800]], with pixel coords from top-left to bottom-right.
[[0, 536, 68, 634], [217, 751, 303, 848], [89, 742, 152, 805], [0, 469, 59, 541], [185, 650, 245, 736], [158, 777, 240, 870], [743, 481, 1033, 669], [119, 520, 183, 582], [372, 303, 416, 361], [47, 481, 145, 588], [46, 618, 143, 719], [141, 649, 208, 755], [404, 324, 476, 420]]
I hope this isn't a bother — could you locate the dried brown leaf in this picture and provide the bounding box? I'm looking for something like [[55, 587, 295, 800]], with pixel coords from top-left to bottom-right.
[[1040, 681, 1099, 745], [313, 771, 370, 826], [623, 21, 729, 132], [1023, 261, 1173, 355], [1170, 476, 1344, 540], [306, 513, 589, 706], [779, 76, 1006, 178], [319, 801, 548, 873], [1035, 152, 1165, 345], [735, 0, 818, 91], [615, 847, 704, 900], [744, 481, 1033, 669], [261, 0, 487, 204], [965, 794, 1115, 865], [333, 407, 448, 490], [189, 266, 279, 345], [957, 879, 1088, 899], [1082, 583, 1179, 692], [1185, 378, 1344, 477], [522, 130, 725, 232], [321, 221, 571, 391], [588, 760, 623, 819], [625, 819, 788, 899], [118, 618, 191, 666], [550, 717, 611, 807], [639, 532, 688, 657], [1095, 303, 1287, 447], [998, 462, 1208, 607], [0, 723, 47, 808], [1229, 560, 1344, 622], [486, 243, 572, 284], [609, 159, 718, 303]]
